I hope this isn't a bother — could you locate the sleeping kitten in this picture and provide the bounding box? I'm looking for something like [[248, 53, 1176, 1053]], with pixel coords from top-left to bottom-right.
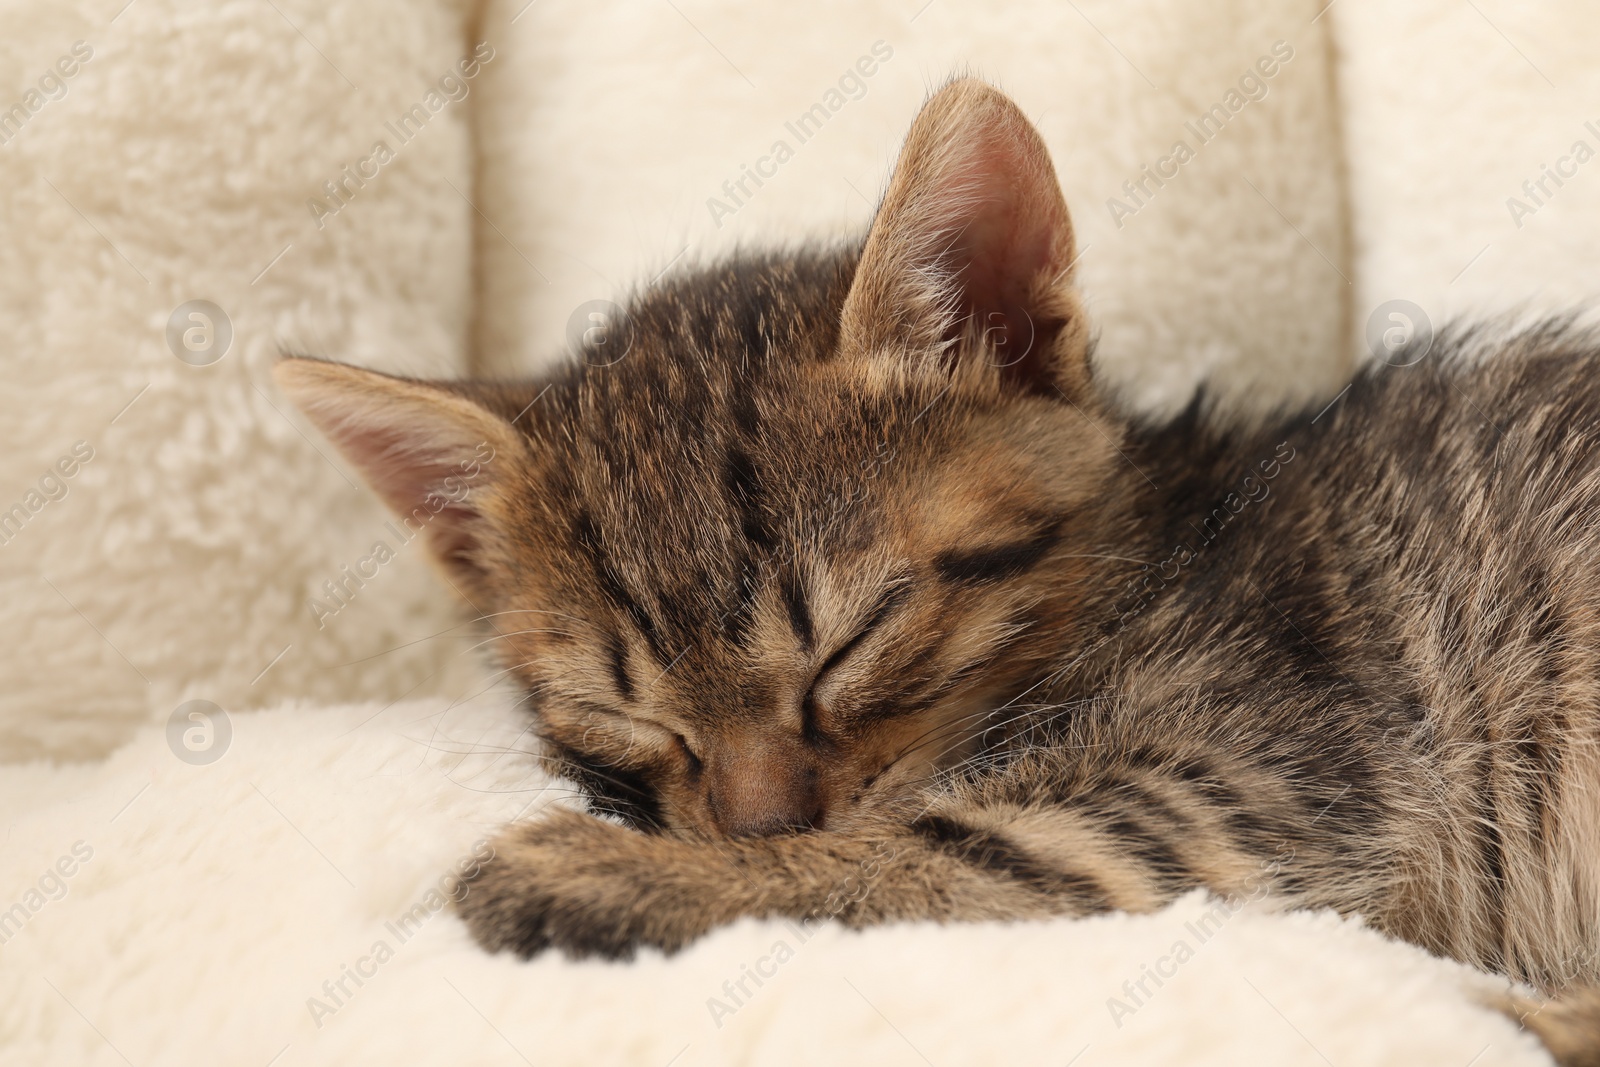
[[277, 79, 1600, 1059]]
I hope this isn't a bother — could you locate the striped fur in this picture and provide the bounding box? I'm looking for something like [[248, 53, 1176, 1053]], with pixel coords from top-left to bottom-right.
[[276, 80, 1600, 1061]]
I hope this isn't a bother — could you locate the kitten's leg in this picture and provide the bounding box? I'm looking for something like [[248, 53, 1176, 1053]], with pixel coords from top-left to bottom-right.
[[1501, 987, 1600, 1067], [457, 765, 1296, 959]]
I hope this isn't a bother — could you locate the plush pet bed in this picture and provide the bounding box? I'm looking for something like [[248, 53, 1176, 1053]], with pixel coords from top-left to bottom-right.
[[0, 0, 486, 762], [6, 0, 1600, 1063], [0, 694, 1549, 1065]]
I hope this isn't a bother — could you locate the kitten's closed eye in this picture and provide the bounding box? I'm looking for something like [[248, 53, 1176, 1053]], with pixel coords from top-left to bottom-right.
[[801, 583, 910, 742], [674, 734, 703, 778]]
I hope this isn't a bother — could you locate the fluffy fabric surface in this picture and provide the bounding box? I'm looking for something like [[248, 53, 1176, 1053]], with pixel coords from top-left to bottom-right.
[[471, 0, 1353, 421], [1331, 1, 1600, 339], [0, 694, 1551, 1065], [0, 0, 489, 761]]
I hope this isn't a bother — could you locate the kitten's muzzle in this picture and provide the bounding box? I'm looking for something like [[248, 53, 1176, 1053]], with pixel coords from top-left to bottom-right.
[[705, 737, 826, 838]]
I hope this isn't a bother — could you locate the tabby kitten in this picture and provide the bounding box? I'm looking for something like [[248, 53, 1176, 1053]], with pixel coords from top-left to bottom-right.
[[278, 79, 1600, 1059]]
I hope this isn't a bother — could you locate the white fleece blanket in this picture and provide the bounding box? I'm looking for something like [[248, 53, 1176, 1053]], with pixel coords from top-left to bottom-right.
[[0, 693, 1549, 1066]]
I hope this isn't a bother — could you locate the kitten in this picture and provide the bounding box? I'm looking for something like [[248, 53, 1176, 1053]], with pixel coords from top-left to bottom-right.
[[277, 79, 1600, 1060]]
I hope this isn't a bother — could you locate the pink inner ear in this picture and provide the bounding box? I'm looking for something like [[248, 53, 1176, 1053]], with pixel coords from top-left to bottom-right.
[[273, 358, 519, 583], [284, 393, 497, 574], [936, 121, 1075, 394], [351, 426, 459, 512], [331, 421, 492, 566]]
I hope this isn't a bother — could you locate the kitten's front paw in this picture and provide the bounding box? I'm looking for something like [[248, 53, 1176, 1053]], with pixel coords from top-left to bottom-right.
[[456, 809, 723, 960]]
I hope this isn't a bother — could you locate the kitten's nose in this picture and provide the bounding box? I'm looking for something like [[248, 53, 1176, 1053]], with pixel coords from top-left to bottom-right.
[[707, 741, 824, 838]]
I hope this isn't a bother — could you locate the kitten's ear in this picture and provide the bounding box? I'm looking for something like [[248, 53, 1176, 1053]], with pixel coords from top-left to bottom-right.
[[272, 358, 527, 584], [840, 78, 1088, 399]]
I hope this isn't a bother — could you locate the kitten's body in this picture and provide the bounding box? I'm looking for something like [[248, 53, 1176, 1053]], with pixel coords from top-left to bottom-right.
[[1105, 324, 1600, 990], [277, 80, 1600, 1060], [456, 270, 1600, 988]]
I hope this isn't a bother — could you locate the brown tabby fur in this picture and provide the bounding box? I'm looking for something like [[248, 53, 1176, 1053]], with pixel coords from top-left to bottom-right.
[[276, 79, 1600, 1061]]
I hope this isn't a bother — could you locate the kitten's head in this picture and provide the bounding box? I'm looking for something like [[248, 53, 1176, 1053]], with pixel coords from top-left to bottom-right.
[[277, 79, 1124, 838]]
